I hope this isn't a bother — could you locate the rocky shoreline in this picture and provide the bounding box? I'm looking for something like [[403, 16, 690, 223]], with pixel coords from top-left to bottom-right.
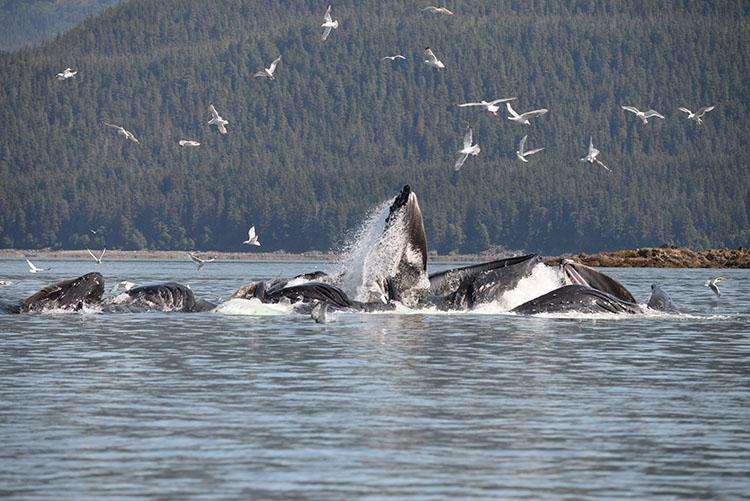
[[1, 246, 748, 268]]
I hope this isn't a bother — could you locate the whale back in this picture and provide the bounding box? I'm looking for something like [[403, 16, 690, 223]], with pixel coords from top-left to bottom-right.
[[511, 284, 642, 315], [22, 272, 104, 312], [646, 284, 682, 313], [429, 254, 541, 297]]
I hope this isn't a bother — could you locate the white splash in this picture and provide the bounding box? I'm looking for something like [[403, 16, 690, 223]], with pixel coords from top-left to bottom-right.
[[473, 263, 565, 313], [214, 298, 292, 316]]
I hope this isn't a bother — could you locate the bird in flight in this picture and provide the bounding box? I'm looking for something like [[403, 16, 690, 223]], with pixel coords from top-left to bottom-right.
[[580, 137, 611, 172], [423, 47, 445, 69], [383, 54, 407, 61], [208, 104, 228, 134], [678, 105, 715, 124], [243, 226, 261, 246], [454, 126, 480, 171], [621, 105, 665, 124], [254, 55, 282, 80], [104, 122, 139, 143], [705, 277, 726, 297], [188, 253, 216, 270], [179, 140, 200, 147], [515, 135, 545, 162], [506, 102, 548, 125], [422, 6, 454, 15], [321, 5, 339, 41], [26, 258, 50, 273], [87, 248, 106, 265], [56, 68, 77, 80], [458, 97, 516, 116]]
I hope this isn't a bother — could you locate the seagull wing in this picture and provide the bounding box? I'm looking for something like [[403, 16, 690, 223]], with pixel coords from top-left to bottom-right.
[[87, 248, 97, 260], [696, 105, 714, 117], [520, 108, 548, 119], [322, 25, 333, 40], [248, 226, 256, 241], [454, 152, 469, 171], [217, 122, 227, 134], [621, 105, 640, 115], [324, 5, 333, 22], [595, 159, 611, 172], [253, 70, 268, 78], [488, 97, 516, 105], [424, 48, 438, 64], [524, 147, 545, 157], [506, 102, 520, 118], [26, 258, 36, 271], [463, 127, 473, 149], [457, 102, 483, 107], [209, 104, 220, 120], [423, 6, 438, 12], [269, 56, 281, 74], [678, 107, 692, 115], [103, 122, 120, 130], [518, 135, 528, 155], [643, 110, 665, 119]]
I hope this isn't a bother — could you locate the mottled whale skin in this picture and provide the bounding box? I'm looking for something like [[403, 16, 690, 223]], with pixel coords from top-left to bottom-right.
[[511, 284, 642, 315], [18, 272, 105, 313], [104, 282, 213, 312]]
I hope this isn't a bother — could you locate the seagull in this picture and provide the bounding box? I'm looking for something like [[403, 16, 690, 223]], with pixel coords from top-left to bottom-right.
[[705, 277, 726, 297], [87, 248, 106, 265], [423, 47, 445, 69], [112, 280, 136, 292], [458, 97, 516, 116], [454, 126, 480, 171], [0, 280, 12, 287], [179, 140, 201, 147], [56, 67, 77, 80], [208, 104, 228, 134], [189, 253, 216, 270], [678, 105, 715, 124], [515, 135, 545, 162], [104, 122, 139, 143], [311, 302, 336, 323], [621, 105, 665, 124], [383, 54, 407, 61], [580, 137, 611, 172], [422, 6, 454, 15], [254, 55, 282, 80], [243, 226, 261, 246], [26, 258, 50, 273], [506, 102, 548, 125], [321, 5, 339, 41], [90, 228, 98, 234]]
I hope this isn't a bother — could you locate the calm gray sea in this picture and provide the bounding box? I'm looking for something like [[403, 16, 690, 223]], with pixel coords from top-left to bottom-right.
[[1, 259, 749, 499]]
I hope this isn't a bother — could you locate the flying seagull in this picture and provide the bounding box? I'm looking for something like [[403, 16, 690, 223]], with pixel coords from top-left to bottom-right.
[[26, 258, 50, 273], [383, 54, 407, 61], [506, 102, 548, 125], [56, 68, 77, 80], [454, 126, 480, 171], [104, 122, 139, 143], [678, 105, 715, 124], [580, 137, 611, 172], [458, 97, 516, 116], [179, 140, 200, 147], [188, 253, 216, 270], [208, 104, 228, 134], [621, 105, 665, 124], [321, 5, 339, 41], [243, 226, 261, 246], [705, 277, 726, 297], [87, 248, 106, 265], [254, 55, 282, 80], [422, 6, 454, 15], [423, 47, 445, 69], [515, 135, 545, 162]]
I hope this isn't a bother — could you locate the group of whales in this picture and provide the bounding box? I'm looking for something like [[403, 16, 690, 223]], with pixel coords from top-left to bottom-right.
[[2, 185, 681, 317]]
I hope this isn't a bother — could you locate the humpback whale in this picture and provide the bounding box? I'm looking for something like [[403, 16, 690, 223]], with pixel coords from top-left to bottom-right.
[[19, 272, 105, 313], [511, 284, 642, 315], [561, 259, 636, 303], [103, 282, 215, 312]]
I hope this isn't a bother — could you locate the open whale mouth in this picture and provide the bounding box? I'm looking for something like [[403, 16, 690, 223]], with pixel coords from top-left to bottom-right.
[[561, 260, 589, 287]]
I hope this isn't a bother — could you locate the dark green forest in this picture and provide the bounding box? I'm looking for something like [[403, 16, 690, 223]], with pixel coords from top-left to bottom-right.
[[1, 0, 748, 254], [0, 0, 123, 51]]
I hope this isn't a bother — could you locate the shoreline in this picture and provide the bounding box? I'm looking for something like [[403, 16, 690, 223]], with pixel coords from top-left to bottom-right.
[[1, 246, 748, 268]]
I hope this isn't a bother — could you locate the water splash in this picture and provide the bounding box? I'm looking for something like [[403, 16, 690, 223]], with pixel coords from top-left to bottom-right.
[[472, 263, 565, 313]]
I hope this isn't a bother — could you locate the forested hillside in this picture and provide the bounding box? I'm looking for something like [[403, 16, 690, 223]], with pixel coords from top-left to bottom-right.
[[1, 0, 748, 254], [0, 0, 123, 51]]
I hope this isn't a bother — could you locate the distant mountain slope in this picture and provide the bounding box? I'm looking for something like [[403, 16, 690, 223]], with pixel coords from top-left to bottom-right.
[[0, 0, 123, 51], [0, 0, 748, 253]]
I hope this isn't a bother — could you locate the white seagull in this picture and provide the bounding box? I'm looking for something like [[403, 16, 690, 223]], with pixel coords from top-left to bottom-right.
[[104, 122, 139, 143], [515, 135, 545, 162], [423, 47, 445, 69], [179, 140, 201, 147], [458, 97, 516, 116], [580, 137, 611, 172], [383, 54, 407, 61], [321, 5, 339, 41], [26, 258, 50, 273], [454, 126, 480, 171], [621, 105, 665, 124], [0, 280, 13, 287], [254, 55, 282, 80], [56, 67, 77, 80], [87, 248, 106, 265], [422, 6, 454, 15], [243, 226, 261, 246], [188, 253, 216, 270], [506, 102, 548, 125], [678, 105, 715, 124], [705, 277, 726, 297], [208, 104, 228, 134]]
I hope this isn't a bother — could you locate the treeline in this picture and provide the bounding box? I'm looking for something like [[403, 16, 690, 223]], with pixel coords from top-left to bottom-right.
[[0, 0, 748, 254]]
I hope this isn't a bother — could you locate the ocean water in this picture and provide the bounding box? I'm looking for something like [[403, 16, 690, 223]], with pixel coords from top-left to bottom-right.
[[1, 259, 749, 498]]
